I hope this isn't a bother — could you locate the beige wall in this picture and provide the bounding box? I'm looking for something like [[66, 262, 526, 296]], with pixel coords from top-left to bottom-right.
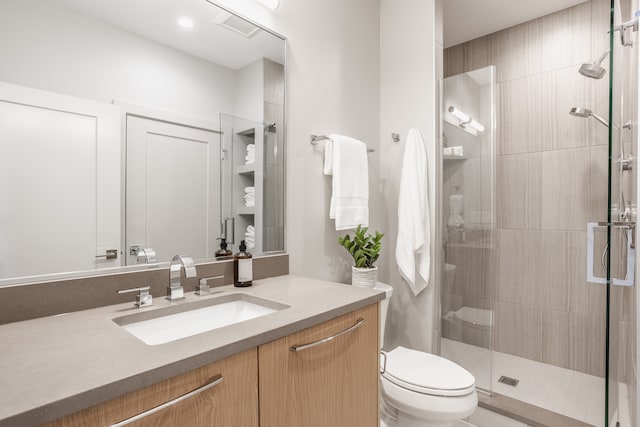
[[444, 0, 615, 377]]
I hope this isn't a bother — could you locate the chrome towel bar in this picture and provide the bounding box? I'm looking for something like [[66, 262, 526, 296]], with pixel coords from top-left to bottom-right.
[[310, 135, 375, 153]]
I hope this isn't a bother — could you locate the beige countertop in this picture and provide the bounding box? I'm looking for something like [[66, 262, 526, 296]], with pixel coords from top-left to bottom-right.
[[0, 275, 383, 426]]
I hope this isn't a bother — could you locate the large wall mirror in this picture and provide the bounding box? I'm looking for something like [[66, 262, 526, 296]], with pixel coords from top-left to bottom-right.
[[0, 0, 286, 284]]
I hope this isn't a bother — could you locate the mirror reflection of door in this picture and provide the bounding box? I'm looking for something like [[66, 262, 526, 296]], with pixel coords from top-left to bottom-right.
[[125, 113, 220, 265], [0, 82, 121, 278]]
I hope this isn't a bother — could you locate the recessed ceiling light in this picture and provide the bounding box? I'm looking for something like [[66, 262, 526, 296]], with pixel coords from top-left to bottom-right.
[[178, 17, 194, 29]]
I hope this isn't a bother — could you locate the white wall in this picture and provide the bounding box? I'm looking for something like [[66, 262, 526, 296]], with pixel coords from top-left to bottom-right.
[[222, 0, 382, 283], [235, 59, 265, 123], [222, 0, 442, 353], [0, 0, 237, 122], [379, 0, 441, 352]]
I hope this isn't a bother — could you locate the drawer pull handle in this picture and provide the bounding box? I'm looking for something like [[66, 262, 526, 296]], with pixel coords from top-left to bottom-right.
[[110, 374, 223, 426], [289, 318, 366, 352]]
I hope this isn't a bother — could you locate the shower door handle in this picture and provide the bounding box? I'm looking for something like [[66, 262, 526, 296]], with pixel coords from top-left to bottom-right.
[[587, 221, 635, 286]]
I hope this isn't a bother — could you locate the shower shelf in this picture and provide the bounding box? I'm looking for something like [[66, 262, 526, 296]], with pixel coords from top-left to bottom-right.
[[443, 155, 467, 161]]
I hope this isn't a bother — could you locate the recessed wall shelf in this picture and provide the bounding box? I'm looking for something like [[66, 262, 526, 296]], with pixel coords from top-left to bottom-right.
[[443, 155, 467, 161], [238, 206, 255, 215], [236, 164, 256, 175]]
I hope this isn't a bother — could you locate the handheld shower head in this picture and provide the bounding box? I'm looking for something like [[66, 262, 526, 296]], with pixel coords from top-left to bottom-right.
[[579, 50, 609, 79], [569, 107, 609, 127]]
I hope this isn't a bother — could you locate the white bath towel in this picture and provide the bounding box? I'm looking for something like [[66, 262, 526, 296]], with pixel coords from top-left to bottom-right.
[[396, 128, 430, 295], [326, 135, 369, 230], [245, 186, 255, 194], [323, 139, 334, 175]]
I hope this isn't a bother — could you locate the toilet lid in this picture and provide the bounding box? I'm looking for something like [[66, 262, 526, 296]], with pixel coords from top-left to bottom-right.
[[381, 346, 475, 397]]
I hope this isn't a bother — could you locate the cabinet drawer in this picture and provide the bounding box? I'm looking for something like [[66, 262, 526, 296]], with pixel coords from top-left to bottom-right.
[[46, 348, 258, 427], [259, 303, 379, 427]]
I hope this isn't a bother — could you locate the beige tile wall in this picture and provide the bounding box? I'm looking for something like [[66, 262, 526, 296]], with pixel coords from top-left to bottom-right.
[[443, 0, 618, 378]]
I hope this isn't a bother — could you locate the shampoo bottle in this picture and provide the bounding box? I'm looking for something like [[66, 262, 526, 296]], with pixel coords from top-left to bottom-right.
[[233, 240, 253, 287], [215, 238, 233, 259]]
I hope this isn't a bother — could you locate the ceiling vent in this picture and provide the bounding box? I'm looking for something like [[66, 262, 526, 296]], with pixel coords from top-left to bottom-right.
[[213, 11, 260, 38]]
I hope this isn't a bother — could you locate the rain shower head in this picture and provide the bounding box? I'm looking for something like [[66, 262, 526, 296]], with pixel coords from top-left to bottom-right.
[[578, 50, 609, 79], [569, 107, 609, 127]]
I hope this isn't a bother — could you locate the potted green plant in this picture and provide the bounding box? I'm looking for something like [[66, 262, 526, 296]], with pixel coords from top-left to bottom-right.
[[338, 224, 384, 288]]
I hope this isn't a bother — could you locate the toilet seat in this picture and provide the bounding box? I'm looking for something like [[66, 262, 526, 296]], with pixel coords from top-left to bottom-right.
[[381, 346, 475, 397]]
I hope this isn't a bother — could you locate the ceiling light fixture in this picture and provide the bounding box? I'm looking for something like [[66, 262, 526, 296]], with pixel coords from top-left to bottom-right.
[[178, 17, 195, 29]]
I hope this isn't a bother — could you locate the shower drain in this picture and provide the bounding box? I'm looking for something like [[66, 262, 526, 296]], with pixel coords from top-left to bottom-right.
[[498, 375, 519, 387]]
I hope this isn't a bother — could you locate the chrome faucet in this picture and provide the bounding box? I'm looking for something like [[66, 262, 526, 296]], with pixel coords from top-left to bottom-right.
[[166, 255, 197, 301]]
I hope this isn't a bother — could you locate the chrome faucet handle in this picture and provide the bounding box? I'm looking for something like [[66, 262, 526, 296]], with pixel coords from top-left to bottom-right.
[[196, 275, 225, 296], [117, 286, 153, 308]]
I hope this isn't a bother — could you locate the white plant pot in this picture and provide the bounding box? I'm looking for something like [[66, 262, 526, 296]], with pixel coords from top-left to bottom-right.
[[351, 266, 378, 288]]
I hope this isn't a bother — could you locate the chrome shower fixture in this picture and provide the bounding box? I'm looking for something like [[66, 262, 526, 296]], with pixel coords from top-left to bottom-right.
[[579, 50, 609, 79], [569, 107, 609, 128]]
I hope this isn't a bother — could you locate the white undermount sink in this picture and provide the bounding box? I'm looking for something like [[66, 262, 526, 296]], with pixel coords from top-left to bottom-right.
[[113, 293, 289, 345]]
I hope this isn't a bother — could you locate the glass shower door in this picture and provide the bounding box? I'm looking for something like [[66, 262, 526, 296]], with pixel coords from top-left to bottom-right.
[[438, 65, 496, 394], [605, 0, 638, 424]]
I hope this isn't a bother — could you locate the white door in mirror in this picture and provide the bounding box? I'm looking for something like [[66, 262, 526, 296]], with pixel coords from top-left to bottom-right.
[[126, 115, 220, 265], [0, 81, 121, 278]]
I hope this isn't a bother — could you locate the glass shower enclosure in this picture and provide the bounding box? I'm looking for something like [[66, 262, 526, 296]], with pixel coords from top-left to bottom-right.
[[438, 1, 638, 424]]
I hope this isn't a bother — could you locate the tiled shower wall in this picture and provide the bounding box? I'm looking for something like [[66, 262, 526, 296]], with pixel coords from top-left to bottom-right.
[[263, 59, 285, 252], [443, 0, 633, 378]]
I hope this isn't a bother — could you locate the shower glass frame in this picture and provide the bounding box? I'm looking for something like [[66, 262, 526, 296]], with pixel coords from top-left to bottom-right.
[[606, 0, 638, 424]]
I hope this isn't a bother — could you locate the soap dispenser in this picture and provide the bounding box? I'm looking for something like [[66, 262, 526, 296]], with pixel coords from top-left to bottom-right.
[[215, 238, 233, 260], [233, 240, 253, 287]]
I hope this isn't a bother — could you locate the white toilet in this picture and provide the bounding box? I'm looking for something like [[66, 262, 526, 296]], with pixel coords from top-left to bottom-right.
[[377, 283, 478, 427]]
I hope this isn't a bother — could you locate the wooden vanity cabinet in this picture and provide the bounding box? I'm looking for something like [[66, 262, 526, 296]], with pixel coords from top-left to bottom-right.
[[258, 303, 379, 427], [45, 348, 258, 427], [45, 303, 379, 427]]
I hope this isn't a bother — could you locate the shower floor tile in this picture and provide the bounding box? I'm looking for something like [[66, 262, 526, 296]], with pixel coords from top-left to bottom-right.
[[441, 338, 628, 426]]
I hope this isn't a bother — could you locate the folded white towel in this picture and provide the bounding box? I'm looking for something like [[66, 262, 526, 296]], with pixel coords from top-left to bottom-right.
[[246, 225, 255, 233], [443, 146, 464, 157], [245, 200, 255, 207], [326, 134, 369, 230], [245, 144, 255, 163], [245, 186, 255, 194], [396, 128, 430, 296]]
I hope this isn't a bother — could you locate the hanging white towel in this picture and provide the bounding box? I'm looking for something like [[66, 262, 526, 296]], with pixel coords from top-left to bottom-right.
[[326, 134, 369, 230], [396, 128, 430, 295], [324, 139, 334, 175]]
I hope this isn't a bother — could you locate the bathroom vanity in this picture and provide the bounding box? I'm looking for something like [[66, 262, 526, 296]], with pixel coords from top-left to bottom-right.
[[0, 275, 382, 427]]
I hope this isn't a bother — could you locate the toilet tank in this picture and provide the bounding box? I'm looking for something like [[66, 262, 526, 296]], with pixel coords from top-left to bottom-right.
[[374, 282, 393, 349]]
